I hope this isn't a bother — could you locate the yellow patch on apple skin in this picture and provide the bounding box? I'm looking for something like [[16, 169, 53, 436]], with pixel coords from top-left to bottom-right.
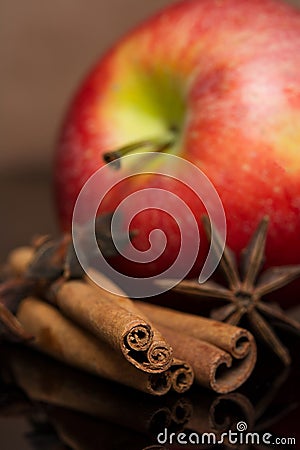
[[98, 63, 187, 152], [270, 112, 300, 175]]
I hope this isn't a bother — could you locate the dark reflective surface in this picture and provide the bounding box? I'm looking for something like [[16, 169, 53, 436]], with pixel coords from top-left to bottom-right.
[[0, 336, 299, 450]]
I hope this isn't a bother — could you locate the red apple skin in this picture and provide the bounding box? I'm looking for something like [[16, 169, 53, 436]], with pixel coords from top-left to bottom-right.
[[55, 0, 300, 302]]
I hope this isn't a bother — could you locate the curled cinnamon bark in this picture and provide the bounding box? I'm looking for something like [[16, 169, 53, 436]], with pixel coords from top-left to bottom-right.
[[49, 280, 173, 373], [168, 359, 194, 394], [135, 303, 257, 393]]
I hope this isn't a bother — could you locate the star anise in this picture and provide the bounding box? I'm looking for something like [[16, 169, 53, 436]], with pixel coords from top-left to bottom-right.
[[168, 216, 300, 366]]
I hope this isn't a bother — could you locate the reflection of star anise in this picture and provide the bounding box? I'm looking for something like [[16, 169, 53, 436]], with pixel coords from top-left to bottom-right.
[[171, 216, 300, 366]]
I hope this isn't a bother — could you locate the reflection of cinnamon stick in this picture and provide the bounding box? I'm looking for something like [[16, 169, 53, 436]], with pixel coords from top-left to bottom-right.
[[210, 393, 255, 432], [1, 343, 258, 450], [185, 390, 255, 436], [2, 345, 191, 435], [15, 297, 172, 396], [142, 447, 167, 450], [48, 406, 151, 450], [50, 281, 173, 374]]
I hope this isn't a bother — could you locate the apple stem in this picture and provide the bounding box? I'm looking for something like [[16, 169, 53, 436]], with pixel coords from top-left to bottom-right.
[[103, 136, 175, 169]]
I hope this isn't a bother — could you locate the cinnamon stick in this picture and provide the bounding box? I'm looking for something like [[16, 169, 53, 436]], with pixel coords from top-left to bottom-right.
[[15, 297, 172, 396], [82, 276, 194, 392], [86, 273, 197, 390], [136, 301, 254, 360], [49, 280, 173, 373]]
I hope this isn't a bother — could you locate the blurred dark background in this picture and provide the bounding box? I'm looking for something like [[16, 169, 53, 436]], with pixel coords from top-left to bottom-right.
[[0, 0, 178, 263]]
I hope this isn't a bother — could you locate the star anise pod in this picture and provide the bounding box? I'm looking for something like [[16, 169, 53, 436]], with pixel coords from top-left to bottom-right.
[[27, 211, 136, 281], [168, 216, 300, 366]]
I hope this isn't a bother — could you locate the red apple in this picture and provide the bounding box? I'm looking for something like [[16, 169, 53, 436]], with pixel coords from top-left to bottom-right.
[[55, 0, 300, 298]]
